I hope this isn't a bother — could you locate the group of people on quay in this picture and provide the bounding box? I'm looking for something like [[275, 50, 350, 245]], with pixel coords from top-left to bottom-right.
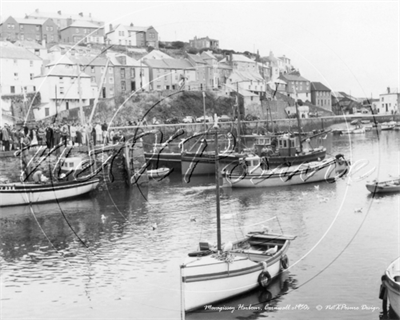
[[0, 119, 126, 152]]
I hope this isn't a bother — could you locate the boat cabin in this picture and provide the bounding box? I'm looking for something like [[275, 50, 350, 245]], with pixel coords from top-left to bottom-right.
[[61, 157, 85, 172], [255, 135, 300, 157]]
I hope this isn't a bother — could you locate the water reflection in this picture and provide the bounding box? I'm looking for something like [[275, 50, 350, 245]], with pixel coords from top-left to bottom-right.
[[186, 271, 296, 319]]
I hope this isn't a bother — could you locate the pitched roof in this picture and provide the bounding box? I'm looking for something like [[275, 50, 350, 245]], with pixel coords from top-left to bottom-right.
[[310, 82, 331, 91], [163, 59, 195, 69], [220, 54, 255, 64], [27, 11, 103, 24], [279, 73, 309, 82], [0, 45, 42, 60], [70, 56, 108, 67], [60, 20, 102, 30], [14, 40, 46, 49], [143, 58, 194, 69], [140, 49, 172, 61], [14, 18, 48, 25], [46, 55, 75, 66], [230, 70, 264, 82], [201, 51, 217, 60], [187, 53, 206, 64], [126, 25, 152, 32], [40, 65, 91, 77]]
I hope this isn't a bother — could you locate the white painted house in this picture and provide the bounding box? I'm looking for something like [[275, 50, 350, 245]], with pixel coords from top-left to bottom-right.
[[0, 41, 42, 95], [33, 60, 96, 120], [0, 41, 43, 124], [378, 88, 399, 115]]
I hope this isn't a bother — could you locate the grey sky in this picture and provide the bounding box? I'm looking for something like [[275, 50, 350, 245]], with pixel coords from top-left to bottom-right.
[[1, 1, 398, 98]]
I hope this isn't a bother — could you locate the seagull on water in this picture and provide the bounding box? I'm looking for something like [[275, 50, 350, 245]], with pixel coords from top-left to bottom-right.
[[314, 185, 320, 190], [190, 216, 197, 222], [152, 223, 158, 230], [354, 207, 363, 213]]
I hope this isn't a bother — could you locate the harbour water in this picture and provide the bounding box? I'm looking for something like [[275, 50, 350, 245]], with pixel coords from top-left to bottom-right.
[[0, 129, 399, 320]]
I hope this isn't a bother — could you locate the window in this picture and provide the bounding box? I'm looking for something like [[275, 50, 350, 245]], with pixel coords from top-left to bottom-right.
[[60, 87, 64, 94], [109, 77, 114, 83], [20, 34, 24, 40], [14, 73, 18, 79], [119, 39, 121, 45], [30, 60, 33, 67], [121, 68, 125, 78], [13, 59, 17, 65], [36, 25, 40, 31], [30, 73, 34, 80], [36, 35, 40, 40], [91, 76, 96, 82], [382, 97, 384, 101], [59, 77, 64, 83], [108, 68, 113, 74], [129, 40, 131, 46], [131, 68, 135, 78], [50, 26, 54, 31], [45, 108, 49, 117], [109, 87, 114, 95], [121, 81, 126, 91], [91, 66, 95, 73], [76, 28, 80, 33], [20, 25, 24, 30], [11, 86, 15, 93], [66, 102, 69, 110]]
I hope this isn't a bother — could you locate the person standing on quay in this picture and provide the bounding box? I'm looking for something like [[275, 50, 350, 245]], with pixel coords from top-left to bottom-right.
[[2, 124, 11, 151], [45, 125, 54, 149]]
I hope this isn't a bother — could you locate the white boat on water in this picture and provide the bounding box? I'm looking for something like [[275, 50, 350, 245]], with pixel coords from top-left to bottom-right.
[[147, 167, 171, 179], [381, 122, 395, 131], [221, 154, 349, 188], [0, 178, 100, 207], [382, 257, 400, 318], [180, 121, 296, 313], [366, 177, 400, 194], [181, 232, 295, 312], [342, 126, 366, 134]]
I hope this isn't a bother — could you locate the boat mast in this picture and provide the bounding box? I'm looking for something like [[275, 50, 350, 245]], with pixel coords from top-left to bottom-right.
[[294, 101, 303, 153], [214, 117, 222, 251], [236, 82, 241, 153]]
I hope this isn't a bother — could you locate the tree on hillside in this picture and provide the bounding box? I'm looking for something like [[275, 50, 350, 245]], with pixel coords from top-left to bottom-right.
[[171, 41, 185, 49]]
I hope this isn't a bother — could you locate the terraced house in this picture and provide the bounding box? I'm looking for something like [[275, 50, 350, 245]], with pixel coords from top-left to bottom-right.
[[0, 16, 58, 43], [59, 20, 104, 45], [310, 82, 332, 111], [105, 24, 158, 48]]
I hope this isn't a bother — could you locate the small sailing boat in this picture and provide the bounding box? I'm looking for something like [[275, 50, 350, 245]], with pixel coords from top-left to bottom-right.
[[381, 257, 400, 318], [180, 116, 296, 313], [366, 177, 400, 194]]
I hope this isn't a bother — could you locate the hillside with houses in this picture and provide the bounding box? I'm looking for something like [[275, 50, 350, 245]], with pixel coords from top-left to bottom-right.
[[1, 9, 399, 126]]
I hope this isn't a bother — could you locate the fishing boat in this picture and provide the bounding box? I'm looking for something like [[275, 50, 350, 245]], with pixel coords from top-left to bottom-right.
[[147, 167, 171, 179], [342, 126, 365, 134], [0, 178, 100, 207], [366, 177, 400, 193], [180, 121, 296, 313], [221, 154, 349, 188], [382, 257, 400, 318], [381, 122, 395, 131]]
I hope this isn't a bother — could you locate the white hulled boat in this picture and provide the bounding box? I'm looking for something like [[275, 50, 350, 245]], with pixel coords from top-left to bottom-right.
[[383, 257, 400, 318], [221, 154, 349, 188], [180, 118, 296, 313]]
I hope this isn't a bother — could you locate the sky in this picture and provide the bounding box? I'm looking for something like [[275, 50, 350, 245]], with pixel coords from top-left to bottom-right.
[[1, 0, 399, 98]]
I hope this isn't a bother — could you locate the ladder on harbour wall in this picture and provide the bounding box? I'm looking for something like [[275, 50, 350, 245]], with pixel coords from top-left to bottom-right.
[[124, 139, 149, 186]]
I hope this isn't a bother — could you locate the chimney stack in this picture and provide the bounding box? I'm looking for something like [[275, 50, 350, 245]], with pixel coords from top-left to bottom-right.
[[57, 10, 61, 15], [109, 24, 113, 31], [387, 87, 390, 93], [130, 23, 133, 27], [79, 12, 83, 17]]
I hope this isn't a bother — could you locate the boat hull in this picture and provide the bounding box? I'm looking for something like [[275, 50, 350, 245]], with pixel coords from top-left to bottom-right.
[[384, 258, 400, 318], [366, 179, 400, 193], [181, 244, 288, 312], [0, 178, 100, 207], [181, 149, 327, 176], [222, 158, 347, 188], [144, 152, 182, 173]]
